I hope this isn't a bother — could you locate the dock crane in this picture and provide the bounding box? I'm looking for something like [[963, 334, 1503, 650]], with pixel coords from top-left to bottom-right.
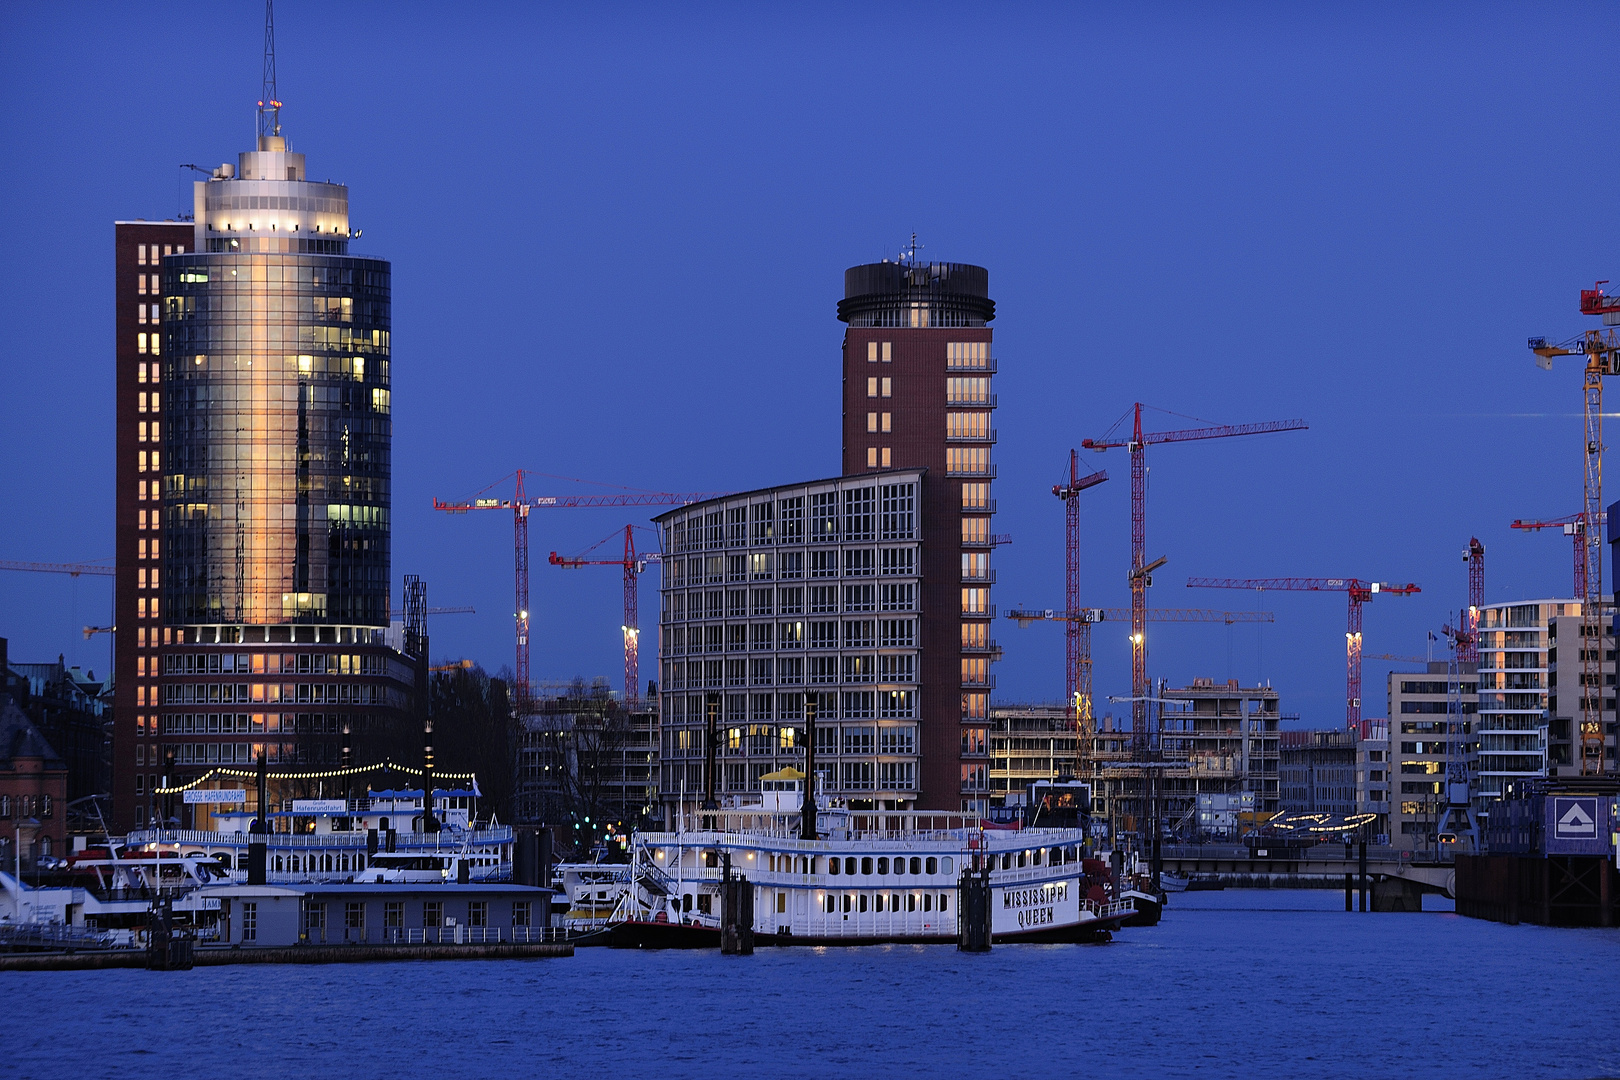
[[1081, 404, 1308, 752], [433, 471, 724, 712], [1528, 280, 1620, 775], [549, 525, 663, 703], [1186, 576, 1420, 731]]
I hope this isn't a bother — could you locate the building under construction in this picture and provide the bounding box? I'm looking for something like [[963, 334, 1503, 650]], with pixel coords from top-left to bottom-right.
[[1088, 679, 1283, 844], [987, 680, 1283, 845]]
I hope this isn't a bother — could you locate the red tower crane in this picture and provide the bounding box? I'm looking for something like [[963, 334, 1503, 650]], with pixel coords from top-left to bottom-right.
[[1510, 512, 1603, 600], [549, 525, 662, 703], [1529, 280, 1620, 776], [1052, 452, 1108, 727], [1081, 404, 1308, 750], [434, 471, 724, 713], [1187, 577, 1420, 731], [1459, 537, 1484, 665]]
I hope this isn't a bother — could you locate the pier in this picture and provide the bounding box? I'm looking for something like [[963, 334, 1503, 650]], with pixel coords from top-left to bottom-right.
[[0, 939, 572, 972]]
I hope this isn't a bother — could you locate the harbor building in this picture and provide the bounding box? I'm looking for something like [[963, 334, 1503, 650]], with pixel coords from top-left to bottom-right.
[[111, 85, 417, 832], [0, 696, 69, 869], [1385, 661, 1477, 851], [837, 259, 998, 812], [655, 471, 926, 817]]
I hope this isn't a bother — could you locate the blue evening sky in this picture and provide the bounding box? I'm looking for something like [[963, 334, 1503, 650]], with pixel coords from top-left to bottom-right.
[[2, 2, 1616, 725]]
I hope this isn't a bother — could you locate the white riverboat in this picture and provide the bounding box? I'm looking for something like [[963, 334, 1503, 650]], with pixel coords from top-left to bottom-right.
[[122, 787, 514, 885], [586, 771, 1134, 947]]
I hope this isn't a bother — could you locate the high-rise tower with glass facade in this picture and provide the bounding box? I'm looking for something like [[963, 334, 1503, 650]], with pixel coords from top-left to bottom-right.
[[111, 102, 414, 831]]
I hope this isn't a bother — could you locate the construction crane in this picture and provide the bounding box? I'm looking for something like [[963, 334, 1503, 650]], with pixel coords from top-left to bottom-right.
[[433, 470, 724, 713], [0, 560, 114, 577], [1052, 452, 1108, 730], [1510, 512, 1604, 600], [1081, 404, 1308, 752], [1529, 280, 1620, 776], [1006, 606, 1274, 781], [549, 525, 663, 703], [1186, 577, 1420, 731]]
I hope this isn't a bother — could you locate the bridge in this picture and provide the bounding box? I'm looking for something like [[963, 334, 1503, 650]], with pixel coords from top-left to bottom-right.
[[1159, 843, 1456, 911]]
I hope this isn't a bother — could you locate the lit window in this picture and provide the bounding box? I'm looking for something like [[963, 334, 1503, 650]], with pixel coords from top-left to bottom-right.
[[138, 451, 148, 472], [882, 342, 892, 362], [881, 377, 892, 398], [867, 412, 878, 433], [136, 244, 146, 265], [867, 447, 878, 468], [867, 377, 878, 398], [881, 412, 891, 433], [138, 421, 147, 442], [137, 333, 147, 354], [881, 448, 892, 467], [867, 341, 878, 362]]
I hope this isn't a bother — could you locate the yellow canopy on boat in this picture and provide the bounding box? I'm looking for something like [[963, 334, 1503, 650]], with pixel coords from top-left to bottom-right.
[[760, 766, 805, 782]]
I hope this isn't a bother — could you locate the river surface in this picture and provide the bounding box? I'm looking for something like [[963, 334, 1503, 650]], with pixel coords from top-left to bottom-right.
[[4, 890, 1618, 1080]]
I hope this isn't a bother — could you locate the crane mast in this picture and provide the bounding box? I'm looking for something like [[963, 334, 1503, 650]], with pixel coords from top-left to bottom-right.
[[1083, 404, 1307, 753], [1530, 283, 1620, 775], [435, 472, 723, 712]]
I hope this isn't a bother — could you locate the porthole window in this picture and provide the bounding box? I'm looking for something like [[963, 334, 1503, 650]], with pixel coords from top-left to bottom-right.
[[845, 857, 856, 875], [877, 857, 889, 874], [861, 857, 873, 876], [910, 857, 922, 875], [829, 858, 840, 876], [925, 857, 937, 875], [942, 857, 954, 875]]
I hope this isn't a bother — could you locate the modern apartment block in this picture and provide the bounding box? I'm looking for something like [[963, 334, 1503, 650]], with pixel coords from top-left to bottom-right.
[[1386, 661, 1477, 850], [1473, 601, 1563, 819], [837, 260, 997, 812], [1543, 607, 1616, 779], [112, 103, 416, 831], [655, 472, 926, 816]]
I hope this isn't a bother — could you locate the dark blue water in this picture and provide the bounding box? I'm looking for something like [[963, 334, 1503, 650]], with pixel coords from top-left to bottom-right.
[[5, 890, 1617, 1080]]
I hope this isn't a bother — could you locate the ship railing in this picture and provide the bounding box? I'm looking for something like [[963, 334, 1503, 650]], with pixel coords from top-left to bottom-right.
[[127, 827, 514, 848], [1086, 898, 1134, 920]]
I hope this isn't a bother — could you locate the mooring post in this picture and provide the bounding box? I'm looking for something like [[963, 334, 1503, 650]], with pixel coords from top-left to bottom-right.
[[1344, 838, 1353, 911], [1358, 837, 1369, 912], [957, 861, 992, 952]]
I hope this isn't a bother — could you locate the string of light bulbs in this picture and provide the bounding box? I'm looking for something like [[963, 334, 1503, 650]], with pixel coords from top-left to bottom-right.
[[154, 758, 477, 796]]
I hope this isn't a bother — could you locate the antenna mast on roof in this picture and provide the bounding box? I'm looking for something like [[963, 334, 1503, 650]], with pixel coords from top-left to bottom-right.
[[257, 0, 282, 140]]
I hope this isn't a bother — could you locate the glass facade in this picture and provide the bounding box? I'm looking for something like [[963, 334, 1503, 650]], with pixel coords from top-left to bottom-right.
[[160, 252, 392, 627]]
